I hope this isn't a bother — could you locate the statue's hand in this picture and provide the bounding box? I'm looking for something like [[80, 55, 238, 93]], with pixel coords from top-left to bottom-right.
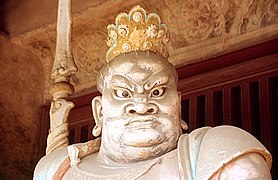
[[49, 98, 74, 132], [46, 98, 74, 154]]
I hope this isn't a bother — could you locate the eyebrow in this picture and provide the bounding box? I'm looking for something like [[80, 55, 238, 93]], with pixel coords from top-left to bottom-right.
[[111, 75, 133, 90], [144, 71, 169, 90]]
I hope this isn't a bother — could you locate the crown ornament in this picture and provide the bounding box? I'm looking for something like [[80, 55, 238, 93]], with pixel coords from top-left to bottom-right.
[[106, 5, 169, 62]]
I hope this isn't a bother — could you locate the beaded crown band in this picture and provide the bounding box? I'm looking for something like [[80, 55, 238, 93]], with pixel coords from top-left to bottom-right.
[[106, 5, 169, 62]]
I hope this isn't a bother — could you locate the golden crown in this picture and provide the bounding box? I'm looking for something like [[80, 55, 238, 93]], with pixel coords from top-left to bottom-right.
[[106, 5, 169, 62]]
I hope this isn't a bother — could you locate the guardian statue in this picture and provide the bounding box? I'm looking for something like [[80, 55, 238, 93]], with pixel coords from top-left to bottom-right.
[[34, 5, 272, 180]]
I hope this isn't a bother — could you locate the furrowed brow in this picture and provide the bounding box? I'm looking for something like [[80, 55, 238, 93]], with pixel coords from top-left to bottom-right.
[[144, 71, 169, 90], [111, 75, 133, 90]]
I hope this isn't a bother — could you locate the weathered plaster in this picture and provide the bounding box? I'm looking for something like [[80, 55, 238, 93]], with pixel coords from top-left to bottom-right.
[[0, 33, 44, 179]]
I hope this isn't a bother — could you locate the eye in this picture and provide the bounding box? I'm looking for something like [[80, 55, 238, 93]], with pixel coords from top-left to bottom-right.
[[150, 86, 166, 98], [114, 89, 131, 98]]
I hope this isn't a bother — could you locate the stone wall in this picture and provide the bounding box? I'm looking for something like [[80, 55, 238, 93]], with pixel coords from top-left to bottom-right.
[[0, 33, 44, 179]]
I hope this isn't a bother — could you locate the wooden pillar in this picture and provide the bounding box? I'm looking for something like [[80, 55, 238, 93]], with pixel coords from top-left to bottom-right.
[[223, 87, 232, 124], [206, 91, 214, 126], [259, 78, 271, 151], [189, 96, 197, 132], [242, 82, 252, 133]]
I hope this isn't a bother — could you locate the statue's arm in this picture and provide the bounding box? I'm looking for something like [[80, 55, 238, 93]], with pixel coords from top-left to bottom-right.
[[210, 152, 271, 180]]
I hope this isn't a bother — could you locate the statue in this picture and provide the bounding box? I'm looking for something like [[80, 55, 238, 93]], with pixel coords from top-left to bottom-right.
[[34, 5, 272, 180]]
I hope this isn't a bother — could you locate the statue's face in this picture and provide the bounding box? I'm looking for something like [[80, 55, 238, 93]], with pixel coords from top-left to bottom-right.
[[96, 53, 182, 163]]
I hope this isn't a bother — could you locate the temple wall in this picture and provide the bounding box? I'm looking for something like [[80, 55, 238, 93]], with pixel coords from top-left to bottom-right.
[[0, 33, 44, 179], [10, 0, 278, 102]]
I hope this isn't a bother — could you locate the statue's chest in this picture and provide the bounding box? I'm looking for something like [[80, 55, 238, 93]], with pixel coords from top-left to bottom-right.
[[137, 154, 180, 180], [63, 150, 180, 180]]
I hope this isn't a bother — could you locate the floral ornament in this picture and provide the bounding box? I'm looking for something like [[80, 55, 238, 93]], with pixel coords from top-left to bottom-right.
[[106, 5, 169, 62], [156, 33, 169, 45], [162, 34, 169, 44], [143, 42, 152, 50], [118, 25, 129, 37], [257, 0, 278, 29], [122, 43, 131, 52], [180, 0, 223, 42], [106, 37, 114, 47], [146, 25, 158, 38], [133, 12, 143, 22], [157, 30, 165, 38], [73, 32, 106, 78], [129, 28, 148, 47], [109, 29, 117, 40]]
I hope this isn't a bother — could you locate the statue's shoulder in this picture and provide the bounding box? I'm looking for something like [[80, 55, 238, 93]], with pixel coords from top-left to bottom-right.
[[34, 146, 69, 180], [197, 125, 272, 179], [178, 125, 272, 179], [34, 138, 101, 180]]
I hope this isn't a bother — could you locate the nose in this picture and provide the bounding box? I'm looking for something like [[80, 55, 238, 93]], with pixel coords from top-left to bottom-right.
[[126, 103, 158, 115]]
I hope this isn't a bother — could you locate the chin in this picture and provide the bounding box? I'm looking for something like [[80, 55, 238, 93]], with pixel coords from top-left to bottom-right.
[[124, 133, 179, 161], [103, 139, 179, 163], [128, 139, 179, 162], [122, 128, 165, 147]]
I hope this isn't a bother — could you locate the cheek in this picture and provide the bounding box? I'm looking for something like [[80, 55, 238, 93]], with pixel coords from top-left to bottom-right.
[[101, 95, 128, 118], [156, 92, 180, 116], [159, 117, 180, 133], [102, 121, 124, 143]]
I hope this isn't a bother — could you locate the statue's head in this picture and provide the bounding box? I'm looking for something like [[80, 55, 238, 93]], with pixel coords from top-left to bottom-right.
[[91, 5, 187, 163]]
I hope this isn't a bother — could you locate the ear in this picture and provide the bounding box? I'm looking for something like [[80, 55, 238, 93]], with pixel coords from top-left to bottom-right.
[[92, 96, 103, 137], [178, 91, 188, 131]]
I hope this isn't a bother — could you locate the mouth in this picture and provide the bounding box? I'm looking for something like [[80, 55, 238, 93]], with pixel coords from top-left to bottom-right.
[[125, 116, 160, 130]]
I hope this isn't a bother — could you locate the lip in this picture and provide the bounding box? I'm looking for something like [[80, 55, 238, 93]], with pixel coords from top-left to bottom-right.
[[125, 116, 160, 129]]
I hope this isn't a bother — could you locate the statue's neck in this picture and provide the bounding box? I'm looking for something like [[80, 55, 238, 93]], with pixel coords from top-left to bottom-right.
[[97, 148, 115, 165], [97, 144, 177, 167], [97, 147, 145, 168]]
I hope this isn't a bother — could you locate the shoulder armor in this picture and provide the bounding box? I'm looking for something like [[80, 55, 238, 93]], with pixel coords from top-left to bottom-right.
[[195, 125, 272, 179], [178, 126, 212, 180]]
